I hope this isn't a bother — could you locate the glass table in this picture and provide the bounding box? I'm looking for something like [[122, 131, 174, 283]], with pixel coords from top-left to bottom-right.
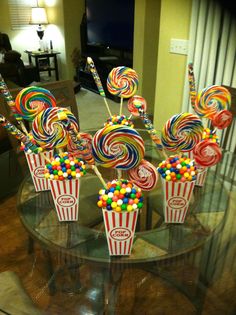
[[16, 130, 236, 313]]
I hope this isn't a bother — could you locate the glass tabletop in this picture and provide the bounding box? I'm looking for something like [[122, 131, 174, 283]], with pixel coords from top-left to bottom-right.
[[17, 130, 232, 264]]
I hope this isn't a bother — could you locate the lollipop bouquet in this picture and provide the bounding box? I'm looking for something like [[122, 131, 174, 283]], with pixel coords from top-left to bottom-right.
[[0, 59, 232, 255]]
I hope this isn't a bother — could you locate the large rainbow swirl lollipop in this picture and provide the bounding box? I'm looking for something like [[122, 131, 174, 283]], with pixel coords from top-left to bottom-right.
[[92, 125, 145, 170], [32, 107, 78, 150], [15, 86, 57, 121], [107, 66, 138, 115], [195, 85, 231, 119], [161, 113, 204, 152]]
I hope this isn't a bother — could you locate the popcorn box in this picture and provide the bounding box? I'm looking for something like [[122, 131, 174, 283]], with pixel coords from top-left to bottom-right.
[[49, 179, 80, 221], [102, 209, 139, 256], [161, 178, 196, 223], [195, 167, 208, 187], [184, 151, 207, 187], [25, 150, 53, 192]]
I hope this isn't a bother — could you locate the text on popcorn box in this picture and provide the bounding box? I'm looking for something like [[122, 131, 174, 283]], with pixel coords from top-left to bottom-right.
[[33, 166, 45, 179], [168, 196, 187, 209], [109, 228, 132, 241], [56, 195, 77, 207]]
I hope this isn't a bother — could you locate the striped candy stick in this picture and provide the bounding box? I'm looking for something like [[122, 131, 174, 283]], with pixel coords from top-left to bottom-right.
[[87, 57, 112, 117], [0, 74, 28, 135], [59, 110, 107, 189], [188, 63, 197, 111]]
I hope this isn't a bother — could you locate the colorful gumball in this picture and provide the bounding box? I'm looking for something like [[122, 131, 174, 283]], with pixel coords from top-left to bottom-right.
[[97, 179, 143, 212], [104, 115, 134, 128], [107, 66, 138, 98], [15, 86, 57, 121], [157, 155, 198, 182]]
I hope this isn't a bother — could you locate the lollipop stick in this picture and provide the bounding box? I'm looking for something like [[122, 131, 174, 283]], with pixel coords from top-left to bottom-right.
[[87, 57, 112, 117], [119, 97, 124, 116], [128, 114, 133, 120], [117, 169, 122, 180], [91, 165, 107, 188]]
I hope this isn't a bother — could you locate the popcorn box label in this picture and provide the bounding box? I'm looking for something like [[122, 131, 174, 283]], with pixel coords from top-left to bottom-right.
[[57, 195, 76, 207], [25, 150, 53, 192], [50, 179, 80, 221], [110, 228, 131, 241], [168, 197, 187, 209], [161, 179, 195, 223], [102, 209, 139, 256]]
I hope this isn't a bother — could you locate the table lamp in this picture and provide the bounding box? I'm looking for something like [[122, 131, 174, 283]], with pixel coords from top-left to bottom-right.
[[30, 6, 48, 51]]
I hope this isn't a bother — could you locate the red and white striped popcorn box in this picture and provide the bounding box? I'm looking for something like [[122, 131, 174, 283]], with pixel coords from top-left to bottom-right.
[[25, 150, 54, 192], [184, 151, 207, 187], [161, 178, 196, 223], [49, 179, 80, 221], [195, 167, 208, 187], [102, 209, 139, 256]]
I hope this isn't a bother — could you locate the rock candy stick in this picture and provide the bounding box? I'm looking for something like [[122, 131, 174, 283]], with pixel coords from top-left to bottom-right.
[[15, 86, 57, 121], [161, 112, 204, 152], [0, 74, 28, 135], [107, 66, 138, 116], [0, 114, 41, 153], [92, 125, 145, 170], [62, 112, 107, 188], [87, 57, 112, 117], [128, 95, 167, 158], [127, 159, 158, 191], [32, 107, 79, 150], [188, 63, 197, 110]]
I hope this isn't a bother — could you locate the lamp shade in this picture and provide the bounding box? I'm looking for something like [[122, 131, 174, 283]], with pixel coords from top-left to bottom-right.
[[30, 7, 48, 25]]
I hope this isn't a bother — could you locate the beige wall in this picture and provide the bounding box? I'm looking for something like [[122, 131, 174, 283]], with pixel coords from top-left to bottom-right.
[[153, 0, 192, 129]]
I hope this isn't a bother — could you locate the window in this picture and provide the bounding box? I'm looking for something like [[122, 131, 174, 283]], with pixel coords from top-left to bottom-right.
[[8, 0, 37, 30]]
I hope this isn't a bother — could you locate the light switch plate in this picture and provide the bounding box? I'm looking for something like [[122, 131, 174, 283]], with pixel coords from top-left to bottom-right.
[[170, 39, 189, 55]]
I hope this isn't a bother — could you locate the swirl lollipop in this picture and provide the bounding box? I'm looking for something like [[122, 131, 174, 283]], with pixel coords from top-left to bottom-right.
[[195, 85, 231, 119], [127, 95, 147, 117], [212, 109, 233, 130], [127, 159, 158, 191], [107, 66, 138, 115], [15, 86, 57, 121], [161, 112, 204, 152], [193, 140, 222, 167], [32, 107, 78, 150], [92, 125, 145, 170]]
